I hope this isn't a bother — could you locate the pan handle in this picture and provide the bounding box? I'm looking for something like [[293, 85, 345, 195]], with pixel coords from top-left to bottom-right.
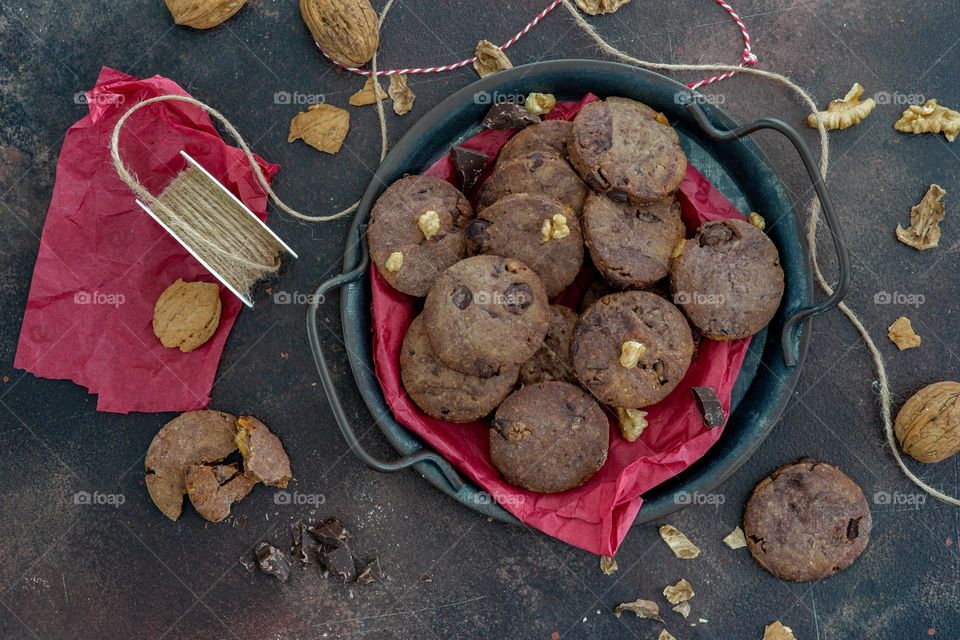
[[680, 96, 850, 367], [306, 228, 464, 491]]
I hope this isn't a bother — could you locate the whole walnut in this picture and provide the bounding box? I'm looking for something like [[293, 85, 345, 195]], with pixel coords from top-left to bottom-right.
[[153, 279, 222, 353], [895, 381, 960, 463], [300, 0, 379, 67], [165, 0, 247, 29]]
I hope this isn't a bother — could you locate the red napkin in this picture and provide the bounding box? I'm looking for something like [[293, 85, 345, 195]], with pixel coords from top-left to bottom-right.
[[14, 68, 279, 414], [370, 96, 752, 555]]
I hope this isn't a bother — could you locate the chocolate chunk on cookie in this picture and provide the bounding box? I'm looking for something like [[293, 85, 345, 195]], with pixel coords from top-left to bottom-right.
[[466, 193, 583, 297], [499, 120, 572, 163], [584, 193, 686, 289], [368, 175, 474, 297], [744, 460, 871, 582], [490, 381, 609, 493], [572, 291, 694, 408], [423, 255, 550, 377], [520, 305, 579, 385], [400, 315, 519, 422], [477, 151, 588, 215], [568, 97, 687, 204], [670, 218, 784, 340]]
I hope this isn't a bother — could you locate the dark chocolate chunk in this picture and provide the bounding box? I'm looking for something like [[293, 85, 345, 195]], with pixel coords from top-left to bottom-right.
[[355, 557, 383, 584], [255, 542, 291, 582], [482, 103, 540, 130], [691, 386, 725, 427], [321, 544, 357, 582], [419, 573, 433, 583], [451, 145, 489, 192], [239, 553, 257, 573], [291, 520, 311, 564], [308, 517, 350, 548]]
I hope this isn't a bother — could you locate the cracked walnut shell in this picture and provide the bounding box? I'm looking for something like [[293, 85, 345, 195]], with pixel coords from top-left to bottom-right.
[[576, 0, 632, 15], [473, 40, 513, 78], [300, 0, 379, 67], [888, 316, 921, 350], [288, 104, 350, 154], [894, 99, 960, 142], [896, 184, 945, 250], [806, 83, 876, 130], [895, 381, 960, 463], [152, 279, 222, 353], [165, 0, 247, 29]]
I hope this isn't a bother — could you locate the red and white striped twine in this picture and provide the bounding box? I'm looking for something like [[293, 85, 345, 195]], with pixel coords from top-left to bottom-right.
[[320, 0, 757, 88]]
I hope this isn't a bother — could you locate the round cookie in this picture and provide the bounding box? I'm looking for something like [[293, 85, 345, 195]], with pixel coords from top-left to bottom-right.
[[572, 291, 694, 408], [583, 193, 686, 289], [466, 193, 584, 297], [400, 315, 518, 423], [476, 151, 588, 215], [670, 218, 784, 340], [499, 120, 572, 163], [519, 305, 578, 385], [423, 255, 550, 378], [744, 460, 872, 582], [568, 97, 687, 204], [368, 175, 474, 297], [490, 381, 609, 493]]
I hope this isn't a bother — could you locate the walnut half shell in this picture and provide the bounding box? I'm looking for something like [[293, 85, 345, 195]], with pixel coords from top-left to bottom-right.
[[895, 381, 960, 463], [165, 0, 247, 29]]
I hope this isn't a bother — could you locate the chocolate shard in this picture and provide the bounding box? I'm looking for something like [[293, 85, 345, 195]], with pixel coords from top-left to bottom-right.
[[691, 386, 725, 427], [255, 542, 291, 582], [308, 517, 351, 548], [451, 145, 489, 192], [321, 544, 357, 582], [291, 520, 311, 564], [355, 557, 383, 584], [482, 103, 540, 130]]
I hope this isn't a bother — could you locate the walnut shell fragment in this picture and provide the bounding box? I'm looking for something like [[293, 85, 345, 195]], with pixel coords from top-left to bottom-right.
[[388, 74, 415, 116], [896, 184, 945, 250], [236, 416, 293, 487], [895, 381, 960, 463], [288, 104, 350, 154], [165, 0, 247, 29], [722, 526, 747, 549], [152, 279, 222, 353], [888, 316, 921, 350], [658, 631, 676, 640], [349, 77, 388, 106], [599, 555, 618, 575], [614, 599, 663, 621], [894, 99, 960, 142], [662, 578, 694, 605], [659, 524, 700, 559], [576, 0, 632, 15], [473, 39, 513, 78], [764, 621, 797, 640], [671, 602, 690, 618], [300, 0, 379, 67], [806, 82, 876, 130], [185, 463, 256, 523]]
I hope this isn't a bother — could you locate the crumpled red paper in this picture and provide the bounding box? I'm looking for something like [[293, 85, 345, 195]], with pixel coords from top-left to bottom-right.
[[14, 67, 278, 413], [372, 96, 752, 555]]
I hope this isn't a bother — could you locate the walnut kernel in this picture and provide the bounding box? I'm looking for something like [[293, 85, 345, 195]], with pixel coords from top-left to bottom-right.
[[418, 210, 441, 240], [615, 407, 649, 442], [525, 92, 556, 116], [894, 99, 960, 142], [619, 340, 647, 368], [385, 251, 403, 272], [806, 82, 876, 130], [748, 211, 766, 230], [540, 214, 570, 241]]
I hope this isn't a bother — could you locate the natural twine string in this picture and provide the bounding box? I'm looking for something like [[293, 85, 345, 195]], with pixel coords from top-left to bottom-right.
[[559, 0, 960, 506]]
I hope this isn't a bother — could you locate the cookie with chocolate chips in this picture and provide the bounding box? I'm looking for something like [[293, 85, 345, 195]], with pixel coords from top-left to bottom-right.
[[400, 315, 519, 423], [670, 218, 784, 340], [568, 97, 687, 204], [423, 255, 550, 377], [744, 460, 872, 582], [490, 381, 609, 493], [498, 120, 572, 163], [584, 193, 686, 289], [572, 291, 694, 408], [519, 305, 579, 385], [476, 151, 588, 215], [466, 193, 583, 297], [368, 175, 474, 297]]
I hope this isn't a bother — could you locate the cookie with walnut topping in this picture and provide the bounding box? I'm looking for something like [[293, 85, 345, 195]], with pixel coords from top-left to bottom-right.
[[498, 120, 572, 162]]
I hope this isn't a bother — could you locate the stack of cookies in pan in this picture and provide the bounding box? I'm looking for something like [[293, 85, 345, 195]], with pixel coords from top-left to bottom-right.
[[368, 96, 785, 495]]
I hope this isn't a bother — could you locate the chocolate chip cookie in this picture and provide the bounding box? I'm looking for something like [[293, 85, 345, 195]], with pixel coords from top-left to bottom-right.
[[568, 97, 687, 204], [423, 255, 550, 377], [476, 151, 588, 215], [744, 460, 872, 582], [584, 193, 686, 289], [498, 120, 572, 163], [368, 175, 474, 297], [572, 291, 694, 408], [490, 381, 609, 493], [466, 193, 584, 297], [519, 305, 578, 385], [400, 315, 518, 422], [670, 218, 784, 340]]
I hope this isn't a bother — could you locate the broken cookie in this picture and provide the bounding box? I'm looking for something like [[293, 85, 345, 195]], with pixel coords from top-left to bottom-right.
[[185, 463, 256, 523], [236, 416, 293, 488]]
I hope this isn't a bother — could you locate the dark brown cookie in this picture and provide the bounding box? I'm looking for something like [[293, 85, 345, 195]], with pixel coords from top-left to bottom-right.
[[466, 193, 584, 298], [490, 381, 609, 493], [579, 279, 620, 312], [670, 218, 784, 340], [519, 305, 578, 385], [499, 120, 572, 163], [583, 193, 686, 289], [476, 151, 588, 215], [423, 255, 550, 377], [568, 97, 687, 204], [400, 315, 519, 423], [368, 175, 474, 297], [744, 460, 872, 582], [572, 291, 694, 408]]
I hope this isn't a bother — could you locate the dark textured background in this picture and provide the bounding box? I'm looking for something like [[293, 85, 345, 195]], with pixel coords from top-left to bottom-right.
[[2, 1, 959, 638]]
